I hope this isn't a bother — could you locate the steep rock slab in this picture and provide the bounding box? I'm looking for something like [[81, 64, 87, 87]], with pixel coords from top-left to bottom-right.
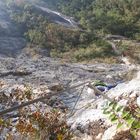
[[0, 1, 26, 57]]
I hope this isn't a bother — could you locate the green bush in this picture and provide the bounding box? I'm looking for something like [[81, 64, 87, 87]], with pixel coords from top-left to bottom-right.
[[103, 101, 140, 139], [73, 41, 115, 61], [134, 33, 140, 41]]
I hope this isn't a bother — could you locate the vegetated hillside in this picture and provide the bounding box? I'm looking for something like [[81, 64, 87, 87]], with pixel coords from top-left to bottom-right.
[[45, 0, 140, 63], [6, 0, 140, 63], [51, 0, 140, 39]]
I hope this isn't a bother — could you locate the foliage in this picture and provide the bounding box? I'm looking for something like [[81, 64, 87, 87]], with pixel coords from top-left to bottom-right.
[[5, 0, 140, 62], [54, 0, 140, 39], [8, 1, 107, 62], [103, 100, 140, 139], [0, 86, 73, 140], [71, 40, 115, 62], [9, 2, 92, 52], [117, 40, 140, 64], [44, 0, 140, 62]]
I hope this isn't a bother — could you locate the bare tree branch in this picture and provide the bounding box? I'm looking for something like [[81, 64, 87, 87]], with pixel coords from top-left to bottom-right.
[[0, 81, 90, 116]]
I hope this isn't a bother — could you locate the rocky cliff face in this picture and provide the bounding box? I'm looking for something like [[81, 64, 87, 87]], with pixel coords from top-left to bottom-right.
[[0, 54, 139, 139], [0, 1, 26, 57], [0, 1, 140, 140]]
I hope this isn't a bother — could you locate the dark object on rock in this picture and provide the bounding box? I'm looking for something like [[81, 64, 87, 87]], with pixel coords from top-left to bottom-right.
[[107, 84, 117, 90], [95, 83, 117, 92], [94, 82, 118, 96], [49, 84, 64, 92], [0, 70, 32, 77], [96, 86, 108, 92]]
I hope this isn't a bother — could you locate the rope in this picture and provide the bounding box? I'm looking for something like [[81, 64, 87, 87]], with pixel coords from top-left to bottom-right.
[[67, 84, 114, 117], [69, 85, 85, 116]]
